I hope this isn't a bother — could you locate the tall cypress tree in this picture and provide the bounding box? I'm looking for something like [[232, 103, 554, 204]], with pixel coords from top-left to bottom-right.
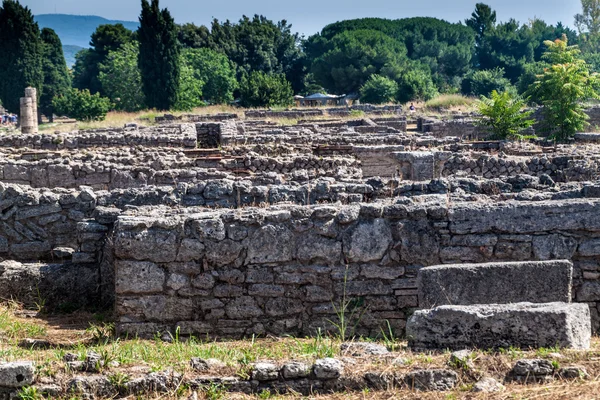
[[0, 0, 43, 115], [40, 28, 71, 122], [138, 0, 180, 110]]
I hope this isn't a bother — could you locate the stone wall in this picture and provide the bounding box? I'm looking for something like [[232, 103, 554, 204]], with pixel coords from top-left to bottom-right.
[[113, 197, 600, 338], [0, 125, 196, 150]]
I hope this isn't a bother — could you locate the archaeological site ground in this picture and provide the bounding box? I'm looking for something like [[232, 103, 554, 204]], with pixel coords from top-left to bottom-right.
[[2, 104, 600, 399]]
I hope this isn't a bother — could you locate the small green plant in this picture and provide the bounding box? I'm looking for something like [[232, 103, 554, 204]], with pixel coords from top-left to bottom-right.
[[86, 322, 115, 343], [257, 388, 274, 399], [380, 320, 401, 351], [203, 382, 226, 400], [16, 386, 42, 400], [327, 265, 367, 340], [108, 371, 130, 390], [477, 90, 535, 140]]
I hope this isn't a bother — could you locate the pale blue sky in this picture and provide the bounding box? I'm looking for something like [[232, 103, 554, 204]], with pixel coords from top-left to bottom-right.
[[21, 0, 583, 37]]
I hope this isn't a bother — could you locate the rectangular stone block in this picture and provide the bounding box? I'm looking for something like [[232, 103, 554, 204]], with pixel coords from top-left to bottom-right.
[[407, 302, 591, 350], [418, 260, 572, 309]]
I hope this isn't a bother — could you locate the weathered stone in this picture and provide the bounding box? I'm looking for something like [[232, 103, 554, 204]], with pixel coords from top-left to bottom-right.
[[296, 234, 341, 265], [472, 377, 505, 392], [313, 358, 343, 379], [340, 342, 389, 356], [532, 234, 577, 260], [191, 218, 226, 241], [225, 296, 263, 319], [577, 282, 600, 301], [115, 228, 178, 263], [281, 362, 311, 379], [418, 260, 572, 309], [252, 363, 279, 381], [0, 362, 34, 388], [506, 359, 554, 384], [115, 261, 165, 294], [558, 366, 588, 379], [190, 358, 225, 371], [343, 219, 392, 262], [403, 369, 458, 391], [407, 302, 591, 350], [247, 224, 294, 264]]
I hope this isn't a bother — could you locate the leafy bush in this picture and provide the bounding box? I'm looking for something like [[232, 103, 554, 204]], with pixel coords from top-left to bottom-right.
[[238, 71, 293, 108], [396, 69, 438, 103], [182, 48, 237, 104], [98, 42, 145, 112], [174, 61, 204, 111], [52, 88, 112, 121], [477, 90, 534, 140], [530, 37, 600, 141], [461, 67, 514, 97], [360, 74, 398, 104]]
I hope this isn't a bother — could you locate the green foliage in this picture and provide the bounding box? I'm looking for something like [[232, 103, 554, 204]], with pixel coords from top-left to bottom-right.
[[16, 386, 41, 400], [72, 23, 134, 95], [465, 3, 496, 47], [174, 60, 204, 111], [138, 0, 180, 110], [461, 67, 514, 97], [182, 48, 237, 104], [477, 90, 535, 140], [425, 94, 477, 110], [360, 74, 398, 104], [531, 36, 600, 141], [309, 17, 474, 91], [98, 42, 145, 112], [0, 0, 43, 114], [52, 88, 112, 121], [204, 16, 306, 93], [396, 68, 438, 102], [575, 0, 600, 52], [309, 29, 407, 94], [40, 28, 71, 122], [238, 71, 293, 108], [517, 62, 546, 100]]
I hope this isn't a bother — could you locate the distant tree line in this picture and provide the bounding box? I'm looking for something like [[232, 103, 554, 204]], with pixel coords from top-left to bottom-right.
[[1, 0, 600, 123]]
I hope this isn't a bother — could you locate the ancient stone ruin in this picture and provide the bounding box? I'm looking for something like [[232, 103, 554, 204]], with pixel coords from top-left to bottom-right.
[[1, 106, 600, 341]]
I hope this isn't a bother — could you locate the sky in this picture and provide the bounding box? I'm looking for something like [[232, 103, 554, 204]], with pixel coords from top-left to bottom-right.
[[21, 0, 583, 37]]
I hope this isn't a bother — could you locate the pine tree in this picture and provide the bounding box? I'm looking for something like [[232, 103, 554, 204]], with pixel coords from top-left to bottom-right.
[[0, 0, 43, 115], [40, 28, 71, 122], [138, 0, 180, 110]]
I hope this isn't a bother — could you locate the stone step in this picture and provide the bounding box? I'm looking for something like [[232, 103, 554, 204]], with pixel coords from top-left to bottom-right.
[[406, 302, 590, 350], [418, 260, 572, 309]]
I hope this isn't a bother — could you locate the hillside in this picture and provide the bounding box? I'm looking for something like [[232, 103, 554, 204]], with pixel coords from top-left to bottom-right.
[[34, 14, 138, 49]]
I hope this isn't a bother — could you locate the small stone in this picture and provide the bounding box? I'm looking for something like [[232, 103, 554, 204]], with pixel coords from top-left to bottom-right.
[[189, 358, 226, 372], [403, 369, 458, 391], [558, 366, 588, 380], [251, 362, 279, 381], [507, 359, 555, 384], [84, 351, 104, 372], [340, 342, 389, 356], [19, 338, 52, 349], [472, 377, 505, 392], [281, 361, 311, 379], [63, 353, 78, 362], [449, 349, 473, 369], [0, 362, 34, 388], [313, 358, 343, 380]]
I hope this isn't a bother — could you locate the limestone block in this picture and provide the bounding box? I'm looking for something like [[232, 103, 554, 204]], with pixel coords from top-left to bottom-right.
[[247, 224, 294, 264], [402, 369, 457, 391], [418, 260, 572, 309], [407, 302, 591, 350], [343, 219, 391, 262], [115, 261, 165, 294], [0, 362, 34, 387]]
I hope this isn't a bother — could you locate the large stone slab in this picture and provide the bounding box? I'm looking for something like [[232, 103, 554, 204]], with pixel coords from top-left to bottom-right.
[[418, 260, 572, 309], [406, 302, 591, 350]]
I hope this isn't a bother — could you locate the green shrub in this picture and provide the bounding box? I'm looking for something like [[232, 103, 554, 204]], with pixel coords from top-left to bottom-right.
[[52, 88, 112, 121], [238, 71, 293, 108], [477, 90, 535, 140], [461, 67, 514, 97], [396, 69, 438, 103], [360, 74, 398, 104]]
